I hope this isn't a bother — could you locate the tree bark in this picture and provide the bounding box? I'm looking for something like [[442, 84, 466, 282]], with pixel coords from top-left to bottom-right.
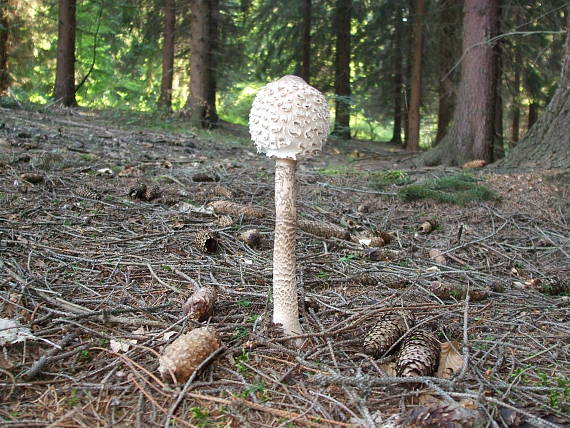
[[511, 52, 521, 145], [0, 0, 10, 94], [406, 0, 425, 152], [527, 101, 538, 130], [53, 0, 77, 106], [493, 3, 504, 160], [299, 0, 311, 83], [434, 0, 458, 145], [158, 0, 175, 110], [333, 0, 351, 139], [416, 0, 498, 166], [206, 0, 219, 125], [390, 5, 404, 145], [185, 0, 217, 128], [496, 6, 570, 169]]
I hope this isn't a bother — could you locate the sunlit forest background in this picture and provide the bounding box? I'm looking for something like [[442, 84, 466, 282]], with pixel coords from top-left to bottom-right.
[[0, 1, 568, 146]]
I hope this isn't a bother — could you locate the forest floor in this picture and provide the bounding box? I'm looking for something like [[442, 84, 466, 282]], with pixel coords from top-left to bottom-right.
[[0, 106, 569, 428]]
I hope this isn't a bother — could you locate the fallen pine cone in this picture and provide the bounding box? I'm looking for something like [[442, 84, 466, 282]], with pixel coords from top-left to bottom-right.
[[355, 235, 386, 247], [364, 310, 415, 358], [158, 327, 222, 383], [418, 219, 437, 234], [192, 172, 219, 182], [239, 229, 264, 249], [396, 329, 440, 378], [183, 286, 217, 321], [429, 281, 489, 302], [462, 159, 487, 169], [298, 218, 350, 240], [128, 182, 160, 201], [215, 215, 234, 227], [75, 185, 101, 200], [382, 402, 485, 428], [208, 200, 265, 218], [195, 229, 219, 253], [20, 173, 44, 184], [211, 184, 234, 198]]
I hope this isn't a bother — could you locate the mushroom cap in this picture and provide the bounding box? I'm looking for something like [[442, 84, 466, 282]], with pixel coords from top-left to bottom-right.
[[249, 75, 330, 160]]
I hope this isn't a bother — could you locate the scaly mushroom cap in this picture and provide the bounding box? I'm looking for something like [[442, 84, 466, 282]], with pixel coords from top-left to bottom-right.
[[249, 75, 330, 160]]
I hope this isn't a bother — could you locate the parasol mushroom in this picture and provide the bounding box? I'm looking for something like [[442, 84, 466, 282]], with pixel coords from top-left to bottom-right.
[[249, 75, 329, 338]]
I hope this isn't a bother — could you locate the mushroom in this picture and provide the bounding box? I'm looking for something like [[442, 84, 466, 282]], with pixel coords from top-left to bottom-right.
[[249, 75, 329, 338]]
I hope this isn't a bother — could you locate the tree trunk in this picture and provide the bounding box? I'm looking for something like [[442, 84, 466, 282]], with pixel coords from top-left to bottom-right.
[[527, 101, 538, 130], [390, 5, 404, 145], [206, 0, 219, 125], [333, 0, 351, 139], [416, 0, 498, 166], [406, 0, 425, 152], [158, 0, 175, 110], [299, 0, 311, 82], [53, 0, 77, 106], [493, 3, 504, 160], [496, 6, 570, 169], [511, 52, 521, 145], [0, 0, 10, 94], [185, 0, 217, 128], [434, 0, 458, 145]]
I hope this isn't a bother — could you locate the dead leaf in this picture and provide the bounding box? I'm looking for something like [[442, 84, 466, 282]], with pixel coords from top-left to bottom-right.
[[0, 318, 35, 345], [437, 341, 464, 379]]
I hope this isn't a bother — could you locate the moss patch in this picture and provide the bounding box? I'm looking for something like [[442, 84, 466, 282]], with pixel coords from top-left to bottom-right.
[[398, 174, 497, 205]]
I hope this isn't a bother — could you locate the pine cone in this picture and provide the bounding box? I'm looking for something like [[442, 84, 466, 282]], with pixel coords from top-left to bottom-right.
[[395, 402, 485, 428], [183, 286, 217, 321], [208, 200, 265, 218], [298, 219, 350, 240], [351, 274, 379, 286], [158, 327, 222, 383], [128, 182, 147, 200], [378, 230, 393, 245], [364, 311, 415, 358], [195, 229, 219, 253], [216, 215, 234, 227], [75, 185, 101, 200], [20, 173, 44, 184], [239, 229, 264, 249], [144, 184, 161, 201], [396, 329, 440, 378], [418, 219, 437, 234], [212, 184, 234, 198]]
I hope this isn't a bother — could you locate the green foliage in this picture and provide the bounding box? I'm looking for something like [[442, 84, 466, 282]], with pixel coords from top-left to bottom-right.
[[368, 170, 413, 189], [398, 174, 497, 205], [217, 82, 262, 125], [234, 350, 250, 374], [2, 0, 566, 146], [189, 407, 210, 427]]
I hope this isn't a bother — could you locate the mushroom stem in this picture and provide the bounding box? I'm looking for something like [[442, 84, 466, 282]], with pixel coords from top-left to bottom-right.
[[272, 157, 302, 336]]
